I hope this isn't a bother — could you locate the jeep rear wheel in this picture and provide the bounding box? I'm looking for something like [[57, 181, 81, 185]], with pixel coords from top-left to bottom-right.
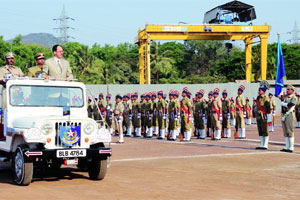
[[88, 158, 107, 180], [14, 145, 33, 186]]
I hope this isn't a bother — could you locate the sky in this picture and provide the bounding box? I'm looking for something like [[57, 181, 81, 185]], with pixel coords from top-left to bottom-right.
[[1, 0, 299, 46]]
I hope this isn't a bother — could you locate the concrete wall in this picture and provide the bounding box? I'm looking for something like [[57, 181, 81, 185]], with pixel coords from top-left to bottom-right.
[[86, 83, 300, 113]]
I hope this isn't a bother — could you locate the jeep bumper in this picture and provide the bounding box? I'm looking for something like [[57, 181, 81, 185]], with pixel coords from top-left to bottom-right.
[[23, 147, 112, 160]]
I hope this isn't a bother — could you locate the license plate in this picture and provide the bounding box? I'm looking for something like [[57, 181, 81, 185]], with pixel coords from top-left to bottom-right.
[[56, 149, 87, 158]]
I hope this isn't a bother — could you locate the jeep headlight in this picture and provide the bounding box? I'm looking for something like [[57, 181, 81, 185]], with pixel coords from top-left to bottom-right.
[[41, 123, 53, 135], [84, 123, 95, 135]]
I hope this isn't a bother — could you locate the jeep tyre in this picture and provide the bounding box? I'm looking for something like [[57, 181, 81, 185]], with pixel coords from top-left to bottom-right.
[[14, 145, 33, 186], [88, 158, 107, 180]]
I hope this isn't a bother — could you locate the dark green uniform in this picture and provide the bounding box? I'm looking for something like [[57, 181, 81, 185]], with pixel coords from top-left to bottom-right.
[[222, 98, 231, 137]]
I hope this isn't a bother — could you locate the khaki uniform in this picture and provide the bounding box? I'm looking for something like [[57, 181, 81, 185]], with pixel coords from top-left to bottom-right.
[[180, 97, 192, 132], [28, 66, 43, 77], [97, 99, 105, 121], [279, 94, 297, 137], [212, 97, 222, 131], [123, 101, 132, 136], [0, 65, 24, 78], [175, 98, 181, 130], [114, 102, 124, 135], [222, 98, 231, 130], [255, 95, 270, 137], [245, 102, 251, 119], [164, 100, 169, 133], [0, 65, 24, 112], [157, 98, 166, 131], [236, 95, 246, 129], [87, 102, 93, 118]]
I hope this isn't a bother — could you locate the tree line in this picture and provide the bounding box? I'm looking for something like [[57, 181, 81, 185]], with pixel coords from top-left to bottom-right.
[[1, 34, 300, 84]]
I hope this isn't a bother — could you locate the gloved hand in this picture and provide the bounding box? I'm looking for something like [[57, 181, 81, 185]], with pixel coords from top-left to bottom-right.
[[118, 116, 123, 123], [129, 114, 132, 120], [227, 113, 230, 119], [281, 102, 288, 108], [137, 113, 141, 119], [149, 114, 152, 120], [219, 115, 223, 121], [163, 114, 166, 120], [202, 114, 206, 120], [243, 112, 246, 118]]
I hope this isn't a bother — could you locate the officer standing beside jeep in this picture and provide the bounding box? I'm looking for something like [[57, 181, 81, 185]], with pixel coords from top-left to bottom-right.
[[0, 52, 24, 139]]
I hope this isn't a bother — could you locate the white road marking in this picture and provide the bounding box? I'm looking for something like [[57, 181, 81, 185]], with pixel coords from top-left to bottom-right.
[[111, 151, 288, 162]]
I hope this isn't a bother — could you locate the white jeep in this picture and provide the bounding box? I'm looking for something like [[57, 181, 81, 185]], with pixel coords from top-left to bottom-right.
[[0, 78, 112, 185]]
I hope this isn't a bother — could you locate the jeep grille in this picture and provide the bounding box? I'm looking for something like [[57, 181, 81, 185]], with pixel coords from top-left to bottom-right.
[[55, 122, 82, 148]]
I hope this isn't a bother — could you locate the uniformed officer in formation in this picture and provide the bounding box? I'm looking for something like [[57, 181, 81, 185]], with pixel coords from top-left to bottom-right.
[[87, 98, 93, 118], [123, 94, 133, 137], [98, 93, 106, 122], [151, 92, 159, 136], [268, 93, 276, 132], [105, 94, 113, 134], [252, 98, 257, 124], [255, 81, 271, 150], [221, 90, 231, 138], [168, 90, 177, 140], [114, 94, 125, 143], [145, 93, 153, 138], [245, 97, 252, 125], [295, 93, 300, 128], [235, 85, 246, 139], [277, 85, 297, 153], [230, 98, 236, 126], [211, 88, 222, 140], [28, 53, 46, 78], [131, 92, 142, 137], [140, 93, 147, 136], [181, 87, 193, 141], [84, 83, 299, 153], [194, 90, 206, 139], [206, 91, 214, 137], [157, 91, 166, 139]]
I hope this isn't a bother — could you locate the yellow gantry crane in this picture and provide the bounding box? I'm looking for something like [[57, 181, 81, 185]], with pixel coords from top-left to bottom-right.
[[136, 23, 270, 84]]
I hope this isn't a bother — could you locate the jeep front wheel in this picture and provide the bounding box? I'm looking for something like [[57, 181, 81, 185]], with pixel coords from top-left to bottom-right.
[[88, 158, 107, 180], [14, 145, 33, 186]]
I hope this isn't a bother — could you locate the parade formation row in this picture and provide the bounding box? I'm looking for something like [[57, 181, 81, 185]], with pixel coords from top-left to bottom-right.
[[88, 81, 300, 153]]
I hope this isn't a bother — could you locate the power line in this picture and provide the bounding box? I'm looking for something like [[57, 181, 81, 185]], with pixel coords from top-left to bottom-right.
[[287, 21, 300, 44], [53, 5, 75, 44]]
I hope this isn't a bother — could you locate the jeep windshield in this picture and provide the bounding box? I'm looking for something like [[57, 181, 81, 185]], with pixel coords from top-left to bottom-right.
[[9, 85, 84, 107]]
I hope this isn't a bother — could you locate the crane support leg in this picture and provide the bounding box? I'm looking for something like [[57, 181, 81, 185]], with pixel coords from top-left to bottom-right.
[[260, 36, 268, 80], [245, 37, 253, 82]]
